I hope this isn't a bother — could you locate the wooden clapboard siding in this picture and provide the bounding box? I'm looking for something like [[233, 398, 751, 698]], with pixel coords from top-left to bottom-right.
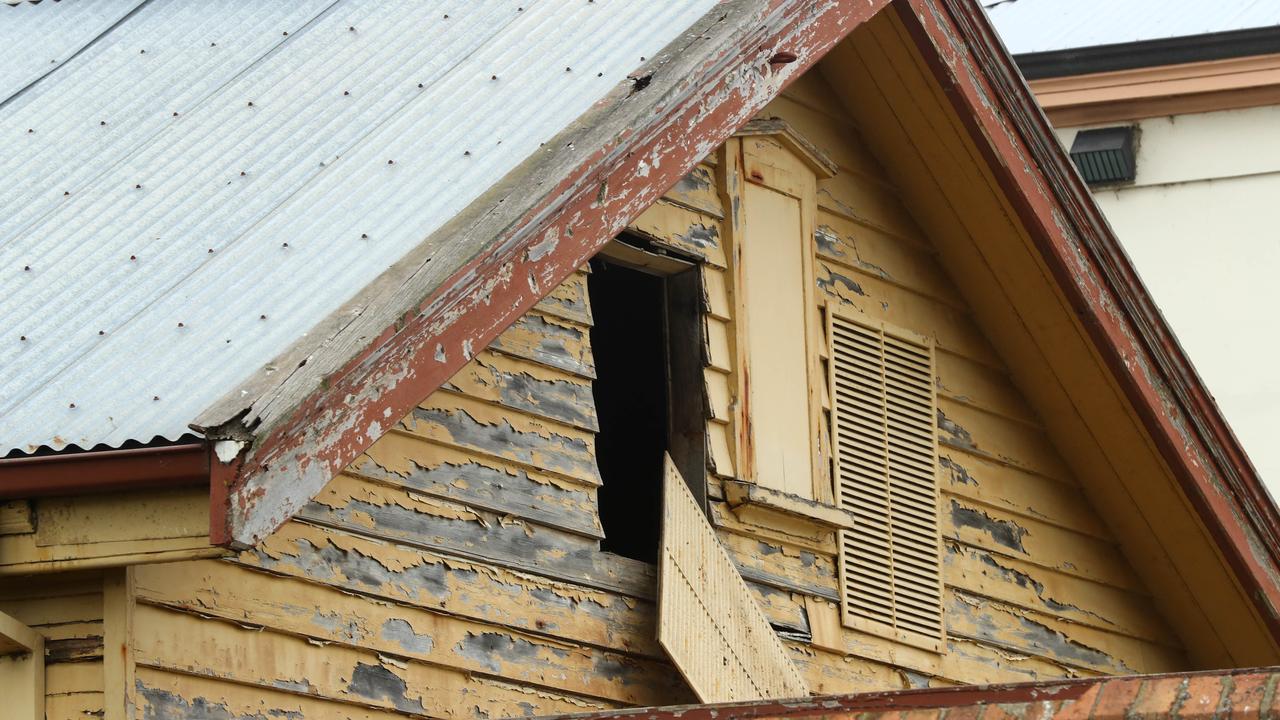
[[34, 32, 1207, 715], [127, 267, 697, 717], [822, 10, 1274, 668], [0, 572, 105, 717], [698, 61, 1191, 682]]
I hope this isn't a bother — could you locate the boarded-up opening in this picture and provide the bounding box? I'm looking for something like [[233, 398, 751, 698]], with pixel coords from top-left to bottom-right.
[[658, 454, 809, 702]]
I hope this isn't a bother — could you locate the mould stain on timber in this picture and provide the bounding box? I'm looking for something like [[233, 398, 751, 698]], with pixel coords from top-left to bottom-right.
[[348, 661, 427, 714], [950, 499, 1028, 554]]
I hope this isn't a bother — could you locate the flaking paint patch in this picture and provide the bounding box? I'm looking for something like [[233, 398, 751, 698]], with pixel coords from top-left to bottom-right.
[[950, 499, 1028, 554], [380, 617, 435, 654], [940, 455, 978, 486], [455, 631, 568, 674], [816, 263, 866, 300], [949, 590, 1131, 673], [937, 409, 978, 451], [409, 406, 599, 481], [347, 661, 427, 714], [137, 683, 302, 720]]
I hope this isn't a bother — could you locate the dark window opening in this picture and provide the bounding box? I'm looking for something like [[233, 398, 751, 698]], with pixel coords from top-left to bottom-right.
[[589, 238, 706, 563]]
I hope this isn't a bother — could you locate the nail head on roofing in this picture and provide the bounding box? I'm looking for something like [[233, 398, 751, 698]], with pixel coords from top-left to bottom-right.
[[69, 403, 75, 409], [20, 336, 26, 341], [247, 101, 254, 107], [153, 396, 160, 401], [130, 255, 137, 261], [349, 26, 356, 31], [565, 66, 572, 72], [100, 120, 107, 126], [282, 31, 289, 36], [63, 191, 69, 196], [140, 49, 146, 54], [443, 14, 449, 19], [177, 322, 185, 328], [491, 75, 498, 80], [135, 184, 141, 189], [361, 233, 368, 239], [172, 111, 179, 117], [260, 314, 267, 320], [27, 128, 33, 133], [387, 159, 394, 164], [597, 72, 602, 77], [463, 150, 471, 156], [98, 330, 104, 335], [208, 248, 215, 253], [282, 242, 289, 248], [23, 265, 30, 271], [240, 171, 246, 176], [343, 90, 350, 96]]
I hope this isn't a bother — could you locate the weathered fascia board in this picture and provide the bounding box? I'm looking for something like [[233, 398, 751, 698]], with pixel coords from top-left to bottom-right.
[[195, 0, 892, 549], [898, 0, 1280, 644]]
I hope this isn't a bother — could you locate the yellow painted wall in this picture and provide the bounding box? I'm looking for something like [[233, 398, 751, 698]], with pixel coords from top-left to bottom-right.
[[12, 32, 1198, 720]]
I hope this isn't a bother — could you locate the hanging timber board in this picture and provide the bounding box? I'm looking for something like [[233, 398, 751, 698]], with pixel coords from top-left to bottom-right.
[[657, 454, 809, 702]]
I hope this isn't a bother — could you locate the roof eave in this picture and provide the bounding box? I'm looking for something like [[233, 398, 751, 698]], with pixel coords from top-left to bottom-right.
[[1014, 25, 1280, 80], [0, 442, 209, 500], [194, 0, 893, 549]]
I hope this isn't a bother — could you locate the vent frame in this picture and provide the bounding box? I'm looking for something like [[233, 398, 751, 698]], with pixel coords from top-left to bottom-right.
[[826, 305, 945, 653]]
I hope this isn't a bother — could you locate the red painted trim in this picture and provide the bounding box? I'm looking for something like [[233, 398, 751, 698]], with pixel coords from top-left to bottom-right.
[[541, 666, 1280, 720], [0, 443, 208, 500], [218, 0, 891, 547], [894, 0, 1280, 641]]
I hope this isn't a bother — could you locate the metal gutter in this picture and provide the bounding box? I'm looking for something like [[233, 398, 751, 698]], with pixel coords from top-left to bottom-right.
[[1016, 25, 1280, 80], [0, 442, 208, 499]]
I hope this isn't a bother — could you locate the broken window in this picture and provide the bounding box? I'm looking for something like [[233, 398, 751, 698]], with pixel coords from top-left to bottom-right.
[[588, 237, 706, 563]]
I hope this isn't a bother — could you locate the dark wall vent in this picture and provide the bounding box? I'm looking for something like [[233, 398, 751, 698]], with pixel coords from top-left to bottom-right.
[[1069, 126, 1136, 186]]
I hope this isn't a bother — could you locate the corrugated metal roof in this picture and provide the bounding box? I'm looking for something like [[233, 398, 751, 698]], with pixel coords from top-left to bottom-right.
[[0, 0, 717, 455], [983, 0, 1280, 55]]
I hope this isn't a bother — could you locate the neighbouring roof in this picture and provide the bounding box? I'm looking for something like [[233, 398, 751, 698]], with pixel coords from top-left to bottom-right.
[[541, 667, 1280, 720], [983, 0, 1280, 55], [0, 0, 715, 455]]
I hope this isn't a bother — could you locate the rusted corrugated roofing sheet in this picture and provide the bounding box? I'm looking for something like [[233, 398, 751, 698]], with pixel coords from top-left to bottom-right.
[[0, 0, 716, 455], [983, 0, 1280, 55]]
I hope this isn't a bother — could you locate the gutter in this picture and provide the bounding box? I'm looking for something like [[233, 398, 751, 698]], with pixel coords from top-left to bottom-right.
[[1015, 25, 1280, 80], [0, 442, 209, 499]]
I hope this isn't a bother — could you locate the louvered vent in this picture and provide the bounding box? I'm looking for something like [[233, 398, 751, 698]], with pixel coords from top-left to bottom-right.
[[828, 311, 944, 649]]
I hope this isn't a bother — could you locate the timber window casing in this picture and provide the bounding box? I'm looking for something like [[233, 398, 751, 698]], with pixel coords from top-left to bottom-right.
[[828, 308, 945, 651], [589, 236, 708, 563]]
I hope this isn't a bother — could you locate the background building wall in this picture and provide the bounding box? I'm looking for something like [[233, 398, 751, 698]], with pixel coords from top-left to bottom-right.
[[1052, 104, 1280, 488]]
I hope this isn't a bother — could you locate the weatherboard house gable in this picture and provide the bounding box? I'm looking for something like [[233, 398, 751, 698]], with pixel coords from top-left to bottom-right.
[[1, 1, 1279, 718]]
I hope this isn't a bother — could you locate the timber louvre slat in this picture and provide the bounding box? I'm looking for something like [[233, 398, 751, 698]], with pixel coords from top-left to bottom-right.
[[829, 311, 945, 649]]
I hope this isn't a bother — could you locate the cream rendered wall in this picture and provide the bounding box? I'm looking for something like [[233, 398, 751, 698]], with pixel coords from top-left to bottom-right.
[[1054, 105, 1280, 492]]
